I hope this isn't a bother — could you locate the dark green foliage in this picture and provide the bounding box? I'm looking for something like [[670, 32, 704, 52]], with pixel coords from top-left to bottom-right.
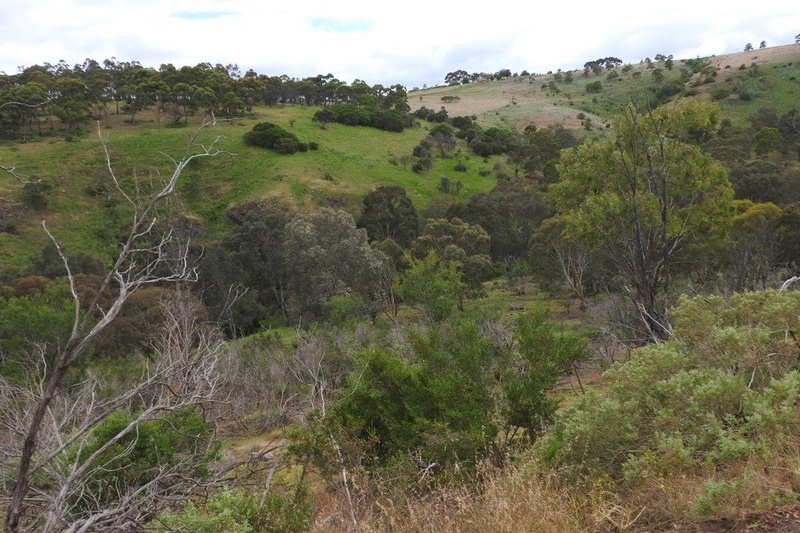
[[727, 156, 800, 205], [219, 201, 291, 331], [192, 243, 268, 336], [775, 203, 800, 267], [653, 81, 681, 104], [446, 180, 551, 260], [469, 139, 493, 158], [503, 309, 589, 440], [313, 104, 406, 132], [244, 121, 303, 153], [414, 106, 449, 123], [67, 408, 214, 515], [479, 127, 520, 155], [372, 237, 407, 272], [585, 80, 603, 93], [20, 180, 53, 210], [330, 319, 499, 469], [274, 137, 300, 154], [323, 310, 587, 476], [30, 241, 105, 279], [413, 106, 435, 119], [448, 115, 475, 130], [411, 153, 433, 172], [512, 123, 577, 182], [438, 177, 463, 195], [356, 185, 419, 247]]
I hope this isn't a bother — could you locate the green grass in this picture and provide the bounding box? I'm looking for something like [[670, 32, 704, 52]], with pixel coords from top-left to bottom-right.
[[718, 62, 800, 126], [0, 106, 498, 275], [2, 48, 796, 276], [411, 50, 798, 136]]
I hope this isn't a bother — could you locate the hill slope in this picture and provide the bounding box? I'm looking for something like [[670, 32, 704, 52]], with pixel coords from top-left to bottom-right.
[[411, 44, 800, 130], [1, 45, 798, 276]]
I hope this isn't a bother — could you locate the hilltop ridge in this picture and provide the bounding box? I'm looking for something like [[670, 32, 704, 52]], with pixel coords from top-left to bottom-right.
[[411, 44, 800, 130]]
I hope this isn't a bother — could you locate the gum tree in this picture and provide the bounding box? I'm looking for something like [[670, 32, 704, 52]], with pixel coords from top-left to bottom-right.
[[550, 99, 733, 342]]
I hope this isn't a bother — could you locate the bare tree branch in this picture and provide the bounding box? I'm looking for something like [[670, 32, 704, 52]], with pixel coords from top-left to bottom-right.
[[0, 163, 40, 185], [0, 98, 55, 110], [780, 276, 800, 291], [2, 118, 229, 533]]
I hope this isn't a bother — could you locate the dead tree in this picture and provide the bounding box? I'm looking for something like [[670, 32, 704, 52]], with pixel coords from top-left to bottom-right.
[[1, 117, 230, 533]]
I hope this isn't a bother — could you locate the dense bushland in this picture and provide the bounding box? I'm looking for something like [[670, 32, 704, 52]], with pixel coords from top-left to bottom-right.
[[3, 50, 800, 532]]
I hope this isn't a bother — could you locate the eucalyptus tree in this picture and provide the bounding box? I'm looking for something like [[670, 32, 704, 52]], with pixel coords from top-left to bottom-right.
[[284, 208, 391, 322], [356, 186, 419, 247], [550, 99, 733, 342]]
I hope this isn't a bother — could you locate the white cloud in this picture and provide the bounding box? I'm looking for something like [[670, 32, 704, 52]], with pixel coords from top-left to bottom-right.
[[0, 0, 798, 88]]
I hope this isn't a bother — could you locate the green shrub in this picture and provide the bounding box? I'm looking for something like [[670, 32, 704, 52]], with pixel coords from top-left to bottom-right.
[[244, 122, 302, 153], [159, 487, 313, 533], [67, 408, 215, 515], [20, 180, 53, 210], [695, 480, 741, 515], [538, 291, 800, 488], [317, 311, 588, 480], [274, 137, 299, 154], [586, 81, 603, 93]]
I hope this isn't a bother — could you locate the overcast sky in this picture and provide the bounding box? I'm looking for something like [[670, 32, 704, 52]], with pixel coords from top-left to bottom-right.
[[1, 0, 798, 89]]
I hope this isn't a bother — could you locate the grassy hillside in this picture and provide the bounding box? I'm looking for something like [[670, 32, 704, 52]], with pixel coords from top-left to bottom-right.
[[0, 106, 499, 275], [1, 45, 798, 276], [411, 44, 800, 130]]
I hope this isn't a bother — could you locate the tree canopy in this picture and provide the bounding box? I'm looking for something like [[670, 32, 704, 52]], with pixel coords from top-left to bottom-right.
[[550, 100, 734, 341]]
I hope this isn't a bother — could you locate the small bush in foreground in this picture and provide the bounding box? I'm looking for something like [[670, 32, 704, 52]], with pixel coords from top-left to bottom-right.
[[159, 486, 313, 533]]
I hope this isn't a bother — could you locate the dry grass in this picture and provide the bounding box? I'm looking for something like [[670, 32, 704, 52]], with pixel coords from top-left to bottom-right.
[[303, 438, 800, 533], [410, 43, 800, 131], [309, 461, 590, 533]]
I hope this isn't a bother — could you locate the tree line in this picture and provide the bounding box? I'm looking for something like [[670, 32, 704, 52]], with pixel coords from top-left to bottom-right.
[[0, 59, 409, 137]]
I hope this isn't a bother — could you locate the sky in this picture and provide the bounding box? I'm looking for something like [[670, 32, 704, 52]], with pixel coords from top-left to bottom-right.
[[0, 0, 798, 89]]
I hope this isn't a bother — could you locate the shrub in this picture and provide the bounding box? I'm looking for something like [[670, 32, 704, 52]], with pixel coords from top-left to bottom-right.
[[412, 155, 433, 173], [20, 180, 53, 210], [67, 408, 214, 515], [273, 137, 299, 154], [586, 81, 603, 93], [314, 104, 407, 132], [244, 122, 302, 153], [160, 487, 313, 533], [538, 289, 800, 513], [711, 86, 732, 100], [310, 311, 588, 482]]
